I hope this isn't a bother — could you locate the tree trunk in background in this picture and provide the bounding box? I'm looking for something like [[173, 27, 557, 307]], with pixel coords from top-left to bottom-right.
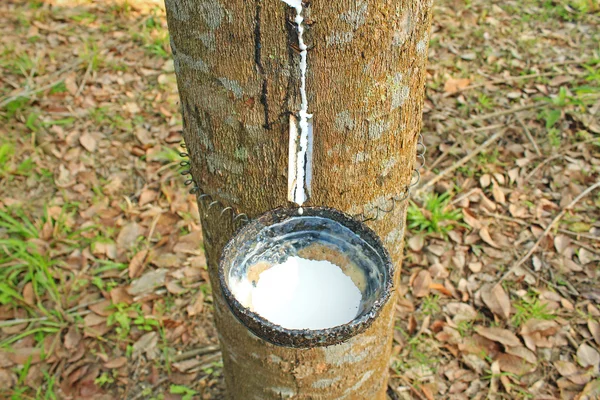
[[165, 0, 432, 398]]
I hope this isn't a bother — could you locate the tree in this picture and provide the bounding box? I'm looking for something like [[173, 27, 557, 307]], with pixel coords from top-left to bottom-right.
[[165, 0, 433, 397]]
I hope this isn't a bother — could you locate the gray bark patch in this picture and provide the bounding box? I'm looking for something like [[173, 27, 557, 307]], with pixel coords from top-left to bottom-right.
[[199, 0, 225, 30], [368, 119, 389, 140], [165, 0, 190, 21], [339, 1, 368, 30], [206, 153, 244, 175], [326, 31, 354, 47], [218, 77, 243, 99], [170, 38, 209, 72], [334, 110, 355, 132]]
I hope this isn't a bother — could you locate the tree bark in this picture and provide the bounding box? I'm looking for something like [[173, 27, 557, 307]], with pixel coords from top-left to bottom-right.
[[165, 0, 433, 398]]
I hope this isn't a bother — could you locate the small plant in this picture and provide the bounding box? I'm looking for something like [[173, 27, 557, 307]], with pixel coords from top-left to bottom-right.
[[0, 209, 61, 307], [407, 192, 463, 236], [202, 360, 223, 377], [421, 295, 441, 316], [170, 385, 198, 400], [95, 371, 115, 387], [477, 93, 494, 111], [511, 293, 556, 327]]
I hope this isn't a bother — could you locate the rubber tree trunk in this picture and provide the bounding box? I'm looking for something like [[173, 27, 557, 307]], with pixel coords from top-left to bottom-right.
[[165, 0, 433, 398]]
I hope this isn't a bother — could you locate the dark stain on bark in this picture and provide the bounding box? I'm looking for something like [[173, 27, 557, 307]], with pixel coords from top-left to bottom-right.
[[254, 0, 270, 130], [284, 10, 298, 120]]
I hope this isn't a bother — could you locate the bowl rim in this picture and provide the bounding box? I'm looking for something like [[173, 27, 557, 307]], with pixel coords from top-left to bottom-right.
[[218, 206, 394, 348]]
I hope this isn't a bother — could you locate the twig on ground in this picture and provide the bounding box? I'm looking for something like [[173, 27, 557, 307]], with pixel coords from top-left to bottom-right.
[[172, 345, 221, 362], [75, 60, 93, 97], [395, 376, 427, 400], [500, 180, 600, 282], [443, 72, 557, 97], [482, 210, 528, 226], [426, 142, 457, 174], [0, 61, 80, 108], [568, 239, 600, 256], [468, 103, 543, 122], [0, 80, 64, 108], [524, 155, 561, 181], [557, 228, 600, 242], [464, 123, 505, 134], [417, 130, 506, 195], [524, 137, 599, 181], [451, 188, 480, 206], [541, 58, 590, 68], [516, 116, 541, 156]]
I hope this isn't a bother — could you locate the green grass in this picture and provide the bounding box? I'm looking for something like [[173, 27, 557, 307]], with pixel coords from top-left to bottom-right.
[[130, 11, 170, 59], [421, 295, 441, 316], [511, 292, 556, 327], [407, 192, 463, 237], [477, 93, 494, 112], [0, 209, 61, 308], [391, 327, 439, 375], [170, 385, 198, 400]]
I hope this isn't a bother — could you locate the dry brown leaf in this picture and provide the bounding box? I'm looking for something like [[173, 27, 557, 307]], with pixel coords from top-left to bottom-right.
[[129, 249, 148, 279], [578, 248, 597, 265], [481, 283, 511, 320], [89, 300, 112, 317], [462, 208, 481, 229], [186, 291, 205, 316], [150, 252, 181, 268], [0, 368, 15, 389], [407, 314, 418, 336], [430, 283, 452, 297], [475, 326, 521, 347], [132, 332, 158, 360], [429, 263, 449, 279], [0, 350, 15, 368], [421, 385, 435, 400], [109, 287, 133, 305], [588, 320, 600, 346], [83, 313, 106, 327], [408, 235, 425, 252], [554, 235, 571, 254], [492, 181, 506, 205], [104, 357, 127, 369], [138, 188, 157, 207], [445, 302, 478, 323], [64, 73, 78, 95], [480, 174, 491, 188], [577, 343, 600, 368], [91, 241, 117, 260], [444, 77, 471, 94], [117, 222, 142, 250], [468, 262, 482, 273], [8, 348, 42, 365], [22, 282, 34, 306], [520, 319, 559, 336], [496, 353, 535, 375], [63, 327, 82, 350], [79, 132, 97, 153], [509, 204, 528, 218], [505, 346, 536, 364], [479, 227, 501, 248], [578, 379, 600, 399], [554, 360, 579, 377], [166, 280, 188, 295], [127, 269, 168, 296], [412, 270, 432, 298]]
